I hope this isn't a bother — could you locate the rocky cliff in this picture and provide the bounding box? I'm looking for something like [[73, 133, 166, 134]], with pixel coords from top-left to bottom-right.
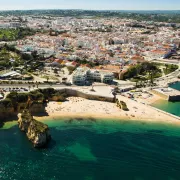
[[18, 109, 51, 148], [0, 99, 16, 119], [0, 105, 15, 119]]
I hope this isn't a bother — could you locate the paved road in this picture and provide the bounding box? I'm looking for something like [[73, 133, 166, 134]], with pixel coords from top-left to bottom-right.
[[155, 69, 180, 82], [0, 83, 111, 91], [152, 59, 180, 65], [0, 83, 114, 98], [0, 84, 69, 88]]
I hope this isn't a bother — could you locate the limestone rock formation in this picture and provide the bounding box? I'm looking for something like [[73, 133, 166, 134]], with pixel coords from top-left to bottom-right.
[[18, 109, 51, 148]]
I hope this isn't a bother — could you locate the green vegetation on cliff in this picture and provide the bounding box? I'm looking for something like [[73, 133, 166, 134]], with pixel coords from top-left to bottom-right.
[[116, 99, 129, 111], [21, 110, 48, 132], [0, 45, 44, 71], [32, 119, 49, 133], [0, 46, 22, 68], [0, 98, 13, 107], [0, 28, 36, 41], [18, 109, 51, 148], [1, 88, 67, 113]]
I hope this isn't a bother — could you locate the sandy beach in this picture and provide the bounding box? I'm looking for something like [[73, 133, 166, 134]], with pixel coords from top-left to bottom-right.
[[134, 93, 165, 105], [35, 96, 180, 124]]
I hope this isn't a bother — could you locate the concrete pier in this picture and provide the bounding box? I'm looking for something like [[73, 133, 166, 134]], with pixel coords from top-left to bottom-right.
[[151, 87, 180, 102]]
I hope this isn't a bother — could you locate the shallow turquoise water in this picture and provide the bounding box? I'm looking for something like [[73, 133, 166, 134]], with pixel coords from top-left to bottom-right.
[[152, 100, 180, 117], [152, 81, 180, 117], [1, 118, 180, 180], [1, 82, 180, 179], [170, 81, 180, 91]]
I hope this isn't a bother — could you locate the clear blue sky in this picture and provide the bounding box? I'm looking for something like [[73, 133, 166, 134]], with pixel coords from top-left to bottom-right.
[[0, 0, 179, 10]]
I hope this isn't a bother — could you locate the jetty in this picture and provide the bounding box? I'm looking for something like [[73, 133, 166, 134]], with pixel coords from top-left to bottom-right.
[[151, 87, 180, 101]]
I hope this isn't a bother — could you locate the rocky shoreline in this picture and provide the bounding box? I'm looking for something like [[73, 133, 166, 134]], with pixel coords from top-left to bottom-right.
[[18, 109, 51, 148]]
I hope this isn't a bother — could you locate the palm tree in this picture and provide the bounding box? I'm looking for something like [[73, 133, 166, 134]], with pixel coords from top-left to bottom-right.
[[90, 83, 95, 91], [144, 62, 159, 85], [20, 68, 23, 74], [149, 68, 157, 84], [112, 91, 117, 102], [62, 77, 67, 84], [164, 64, 168, 74], [36, 81, 39, 88], [46, 76, 49, 83], [134, 79, 139, 87]]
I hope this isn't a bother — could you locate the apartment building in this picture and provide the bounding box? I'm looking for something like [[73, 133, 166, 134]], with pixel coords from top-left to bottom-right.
[[89, 70, 102, 82], [102, 73, 114, 83], [72, 67, 114, 85], [72, 67, 89, 85]]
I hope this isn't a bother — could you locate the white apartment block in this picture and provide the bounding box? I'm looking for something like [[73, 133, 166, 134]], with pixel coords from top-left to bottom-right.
[[72, 67, 89, 85], [89, 70, 102, 82], [72, 67, 114, 85], [10, 22, 21, 28], [0, 23, 10, 29], [102, 73, 114, 83]]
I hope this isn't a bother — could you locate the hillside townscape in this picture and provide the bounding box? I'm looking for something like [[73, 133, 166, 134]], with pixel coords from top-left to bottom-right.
[[0, 7, 180, 180]]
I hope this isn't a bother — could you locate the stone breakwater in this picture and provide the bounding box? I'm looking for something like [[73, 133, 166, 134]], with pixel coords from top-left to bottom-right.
[[151, 88, 180, 102], [18, 109, 51, 148]]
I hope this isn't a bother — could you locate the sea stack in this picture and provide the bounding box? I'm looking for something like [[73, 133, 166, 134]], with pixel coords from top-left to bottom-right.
[[18, 109, 51, 148]]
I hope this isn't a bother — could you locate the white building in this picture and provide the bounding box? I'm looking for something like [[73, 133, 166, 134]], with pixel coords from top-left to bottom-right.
[[0, 23, 10, 29], [89, 70, 101, 82], [102, 73, 114, 83], [89, 70, 114, 83], [72, 67, 89, 85], [72, 68, 114, 85], [10, 22, 21, 28]]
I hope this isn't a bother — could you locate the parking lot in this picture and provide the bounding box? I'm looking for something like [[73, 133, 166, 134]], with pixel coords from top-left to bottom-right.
[[0, 87, 29, 93]]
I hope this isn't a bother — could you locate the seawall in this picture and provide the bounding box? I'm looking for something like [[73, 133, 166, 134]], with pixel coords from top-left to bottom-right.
[[0, 88, 114, 120], [168, 95, 180, 102], [151, 88, 180, 102], [61, 88, 114, 102]]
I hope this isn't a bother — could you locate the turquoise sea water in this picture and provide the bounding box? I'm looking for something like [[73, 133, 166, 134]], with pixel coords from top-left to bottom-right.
[[1, 118, 180, 180], [152, 81, 180, 117], [170, 81, 180, 91], [152, 100, 180, 117], [0, 82, 180, 180]]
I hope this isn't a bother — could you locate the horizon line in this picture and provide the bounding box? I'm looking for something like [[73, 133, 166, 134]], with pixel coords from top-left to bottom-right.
[[0, 8, 180, 11]]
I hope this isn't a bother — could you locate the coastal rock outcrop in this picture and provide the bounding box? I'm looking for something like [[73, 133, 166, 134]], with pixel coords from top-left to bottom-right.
[[18, 109, 51, 148], [0, 99, 16, 119]]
